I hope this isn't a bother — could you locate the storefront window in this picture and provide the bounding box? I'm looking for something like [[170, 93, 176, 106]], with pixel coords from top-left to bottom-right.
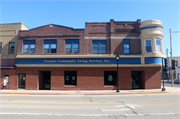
[[64, 71, 77, 85], [104, 71, 116, 85], [4, 74, 9, 84]]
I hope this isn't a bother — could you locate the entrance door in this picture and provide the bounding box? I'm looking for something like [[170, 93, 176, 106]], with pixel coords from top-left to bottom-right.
[[39, 71, 51, 90], [18, 74, 26, 89], [131, 71, 141, 89], [43, 71, 51, 89]]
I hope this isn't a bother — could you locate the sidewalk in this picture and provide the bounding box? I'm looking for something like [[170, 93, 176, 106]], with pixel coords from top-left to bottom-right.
[[0, 86, 179, 95]]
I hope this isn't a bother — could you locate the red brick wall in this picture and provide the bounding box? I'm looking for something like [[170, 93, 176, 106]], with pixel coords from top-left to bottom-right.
[[12, 67, 161, 90], [16, 67, 39, 90], [85, 19, 141, 55], [0, 68, 17, 90], [144, 67, 161, 89], [18, 19, 141, 56], [19, 25, 84, 35], [18, 25, 85, 55]]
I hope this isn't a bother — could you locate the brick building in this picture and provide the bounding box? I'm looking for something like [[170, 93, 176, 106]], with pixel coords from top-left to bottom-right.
[[0, 22, 29, 89], [1, 19, 164, 90]]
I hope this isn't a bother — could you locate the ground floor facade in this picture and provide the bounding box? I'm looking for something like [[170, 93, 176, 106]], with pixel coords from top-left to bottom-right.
[[1, 67, 161, 90]]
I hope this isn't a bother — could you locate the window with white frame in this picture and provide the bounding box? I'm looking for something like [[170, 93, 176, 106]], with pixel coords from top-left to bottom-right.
[[156, 39, 161, 52], [144, 39, 152, 53]]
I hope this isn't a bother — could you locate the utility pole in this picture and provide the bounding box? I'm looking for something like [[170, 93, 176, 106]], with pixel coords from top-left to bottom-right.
[[170, 29, 174, 87], [166, 48, 170, 81], [169, 29, 180, 87]]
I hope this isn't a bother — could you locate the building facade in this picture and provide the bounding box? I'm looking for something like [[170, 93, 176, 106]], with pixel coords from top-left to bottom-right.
[[167, 57, 180, 80], [1, 19, 164, 90], [0, 22, 29, 89]]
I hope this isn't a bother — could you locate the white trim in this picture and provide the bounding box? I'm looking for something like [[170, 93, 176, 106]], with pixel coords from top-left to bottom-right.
[[156, 39, 161, 53]]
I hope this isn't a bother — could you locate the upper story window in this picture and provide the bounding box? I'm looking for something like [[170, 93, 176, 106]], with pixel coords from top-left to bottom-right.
[[0, 42, 2, 54], [156, 39, 161, 52], [9, 43, 15, 54], [65, 39, 79, 54], [23, 40, 35, 54], [44, 40, 57, 54], [123, 39, 130, 54], [92, 40, 106, 54], [144, 39, 152, 53]]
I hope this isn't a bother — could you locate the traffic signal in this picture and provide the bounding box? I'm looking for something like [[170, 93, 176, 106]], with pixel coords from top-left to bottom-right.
[[172, 59, 175, 70], [164, 59, 168, 69]]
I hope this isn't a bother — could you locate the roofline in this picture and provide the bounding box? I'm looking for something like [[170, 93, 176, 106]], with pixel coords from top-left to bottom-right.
[[30, 24, 76, 30], [22, 23, 29, 30], [0, 22, 23, 25], [0, 22, 29, 30], [86, 22, 110, 24]]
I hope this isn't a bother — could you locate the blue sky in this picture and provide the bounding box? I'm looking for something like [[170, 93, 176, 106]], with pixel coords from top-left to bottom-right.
[[0, 0, 179, 57]]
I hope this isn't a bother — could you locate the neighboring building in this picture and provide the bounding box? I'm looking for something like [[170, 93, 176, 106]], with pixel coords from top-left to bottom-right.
[[1, 19, 164, 90], [0, 22, 29, 89], [167, 57, 180, 80]]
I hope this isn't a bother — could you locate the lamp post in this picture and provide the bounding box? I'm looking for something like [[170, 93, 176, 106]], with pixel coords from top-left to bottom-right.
[[116, 54, 120, 92], [170, 29, 180, 87], [162, 58, 166, 91]]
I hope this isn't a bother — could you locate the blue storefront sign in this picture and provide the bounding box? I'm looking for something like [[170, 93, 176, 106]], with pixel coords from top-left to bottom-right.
[[16, 58, 141, 65]]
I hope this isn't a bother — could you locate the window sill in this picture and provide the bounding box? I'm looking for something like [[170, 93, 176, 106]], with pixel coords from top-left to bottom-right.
[[92, 54, 107, 55], [43, 53, 57, 54], [65, 53, 79, 54], [64, 85, 77, 88], [144, 52, 152, 54], [104, 85, 115, 87]]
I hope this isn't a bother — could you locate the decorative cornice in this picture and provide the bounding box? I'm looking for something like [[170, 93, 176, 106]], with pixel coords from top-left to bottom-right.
[[19, 34, 82, 38], [16, 54, 143, 58], [85, 36, 141, 39]]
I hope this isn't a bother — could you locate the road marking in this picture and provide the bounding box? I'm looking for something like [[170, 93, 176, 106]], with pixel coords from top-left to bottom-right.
[[102, 108, 131, 112], [0, 112, 180, 117], [102, 104, 142, 112]]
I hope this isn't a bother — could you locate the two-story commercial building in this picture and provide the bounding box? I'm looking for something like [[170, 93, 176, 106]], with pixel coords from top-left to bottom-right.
[[1, 19, 164, 90], [0, 22, 29, 89]]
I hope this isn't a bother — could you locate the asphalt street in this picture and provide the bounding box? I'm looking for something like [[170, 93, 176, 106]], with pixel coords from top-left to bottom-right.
[[0, 91, 180, 119], [0, 80, 179, 119]]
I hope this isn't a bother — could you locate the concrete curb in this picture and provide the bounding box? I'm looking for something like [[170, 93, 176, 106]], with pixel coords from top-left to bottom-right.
[[0, 91, 171, 95]]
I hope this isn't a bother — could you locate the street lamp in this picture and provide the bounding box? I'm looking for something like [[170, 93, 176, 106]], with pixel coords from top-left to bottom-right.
[[170, 29, 180, 87], [162, 58, 166, 91], [116, 54, 120, 92]]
